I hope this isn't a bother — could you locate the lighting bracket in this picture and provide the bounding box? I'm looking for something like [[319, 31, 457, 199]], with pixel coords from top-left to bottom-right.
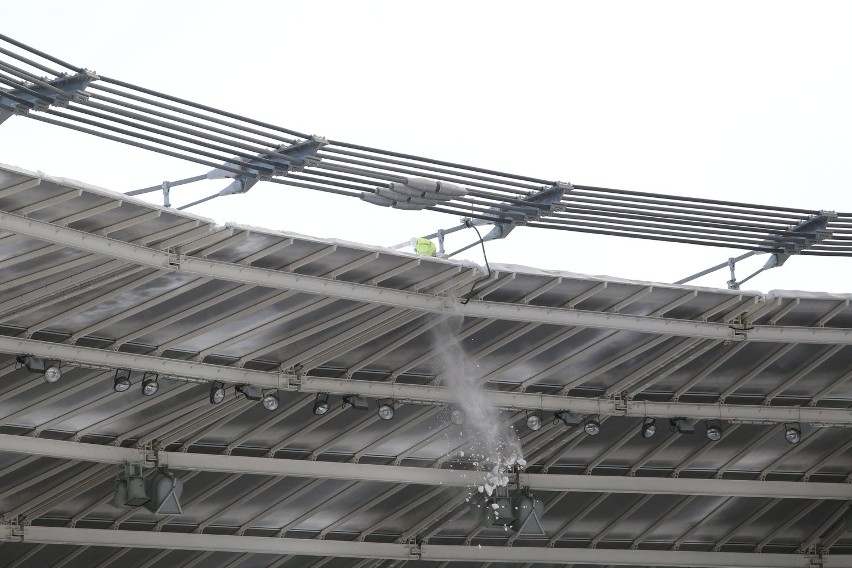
[[0, 70, 97, 126]]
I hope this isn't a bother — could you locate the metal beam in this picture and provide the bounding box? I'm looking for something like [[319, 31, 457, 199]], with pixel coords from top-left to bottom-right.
[[3, 334, 851, 427], [3, 210, 850, 344], [6, 526, 839, 567], [0, 434, 850, 500]]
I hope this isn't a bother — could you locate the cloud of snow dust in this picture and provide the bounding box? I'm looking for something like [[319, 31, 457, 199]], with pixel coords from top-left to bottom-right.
[[433, 318, 525, 495]]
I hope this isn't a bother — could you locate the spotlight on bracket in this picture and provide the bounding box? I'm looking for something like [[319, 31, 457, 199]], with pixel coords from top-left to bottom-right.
[[261, 393, 279, 411], [342, 394, 369, 410], [377, 399, 395, 420], [705, 420, 723, 441], [17, 355, 62, 383], [313, 393, 330, 415], [449, 407, 465, 426], [670, 417, 695, 434], [113, 369, 131, 393], [209, 382, 226, 404], [640, 417, 657, 439], [526, 411, 543, 431], [583, 416, 601, 436], [785, 422, 802, 444], [555, 411, 582, 427], [236, 384, 279, 411], [141, 372, 159, 396]]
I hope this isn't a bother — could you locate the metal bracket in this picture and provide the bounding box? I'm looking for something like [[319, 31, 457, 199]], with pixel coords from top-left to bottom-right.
[[0, 70, 96, 126], [407, 539, 422, 560], [0, 518, 25, 542], [161, 181, 171, 208], [480, 181, 571, 241], [167, 248, 184, 268], [128, 135, 328, 208], [676, 212, 838, 288]]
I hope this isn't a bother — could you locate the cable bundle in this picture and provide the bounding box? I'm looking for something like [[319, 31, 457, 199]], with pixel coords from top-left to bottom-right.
[[1, 33, 850, 256]]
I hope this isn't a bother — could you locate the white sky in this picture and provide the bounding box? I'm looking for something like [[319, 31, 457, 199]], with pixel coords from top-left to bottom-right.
[[2, 1, 851, 293]]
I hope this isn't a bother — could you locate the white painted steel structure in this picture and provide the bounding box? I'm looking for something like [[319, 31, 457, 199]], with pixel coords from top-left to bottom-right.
[[0, 164, 850, 567]]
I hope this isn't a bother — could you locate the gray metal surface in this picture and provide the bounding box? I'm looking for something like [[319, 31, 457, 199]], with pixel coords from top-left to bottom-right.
[[0, 164, 850, 567]]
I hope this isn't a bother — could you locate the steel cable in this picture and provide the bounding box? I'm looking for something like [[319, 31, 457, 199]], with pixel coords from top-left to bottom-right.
[[2, 34, 850, 256]]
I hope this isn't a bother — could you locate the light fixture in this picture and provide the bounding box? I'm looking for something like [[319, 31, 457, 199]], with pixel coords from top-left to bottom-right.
[[377, 399, 394, 420], [111, 463, 148, 509], [342, 394, 369, 410], [113, 369, 131, 393], [449, 408, 465, 426], [705, 420, 723, 441], [209, 382, 225, 404], [555, 411, 581, 427], [313, 393, 330, 415], [670, 417, 695, 434], [141, 372, 159, 396], [583, 416, 601, 436], [17, 355, 62, 383], [236, 384, 279, 411], [478, 486, 544, 536], [261, 393, 279, 411], [785, 423, 802, 444], [526, 411, 543, 431], [640, 417, 657, 439], [143, 469, 183, 515]]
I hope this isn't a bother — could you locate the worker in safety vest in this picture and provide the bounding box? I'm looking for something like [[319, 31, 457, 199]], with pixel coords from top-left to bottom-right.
[[410, 237, 437, 256]]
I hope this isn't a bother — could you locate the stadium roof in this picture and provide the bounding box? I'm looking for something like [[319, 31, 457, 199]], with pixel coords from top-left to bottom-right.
[[0, 164, 850, 567]]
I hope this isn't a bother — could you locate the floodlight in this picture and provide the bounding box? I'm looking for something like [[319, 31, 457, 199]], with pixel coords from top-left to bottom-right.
[[261, 393, 279, 411], [511, 490, 545, 536], [143, 469, 183, 515], [236, 384, 278, 410], [555, 411, 582, 427], [342, 394, 369, 410], [141, 373, 159, 396], [449, 408, 465, 425], [478, 486, 544, 535], [313, 393, 330, 415], [705, 420, 723, 441], [113, 369, 131, 393], [670, 417, 695, 434], [526, 411, 543, 431], [640, 417, 657, 439], [583, 416, 601, 436], [209, 382, 226, 404], [44, 365, 61, 383], [377, 399, 394, 420], [785, 423, 802, 444], [17, 355, 62, 383], [483, 486, 515, 528], [111, 463, 148, 509]]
